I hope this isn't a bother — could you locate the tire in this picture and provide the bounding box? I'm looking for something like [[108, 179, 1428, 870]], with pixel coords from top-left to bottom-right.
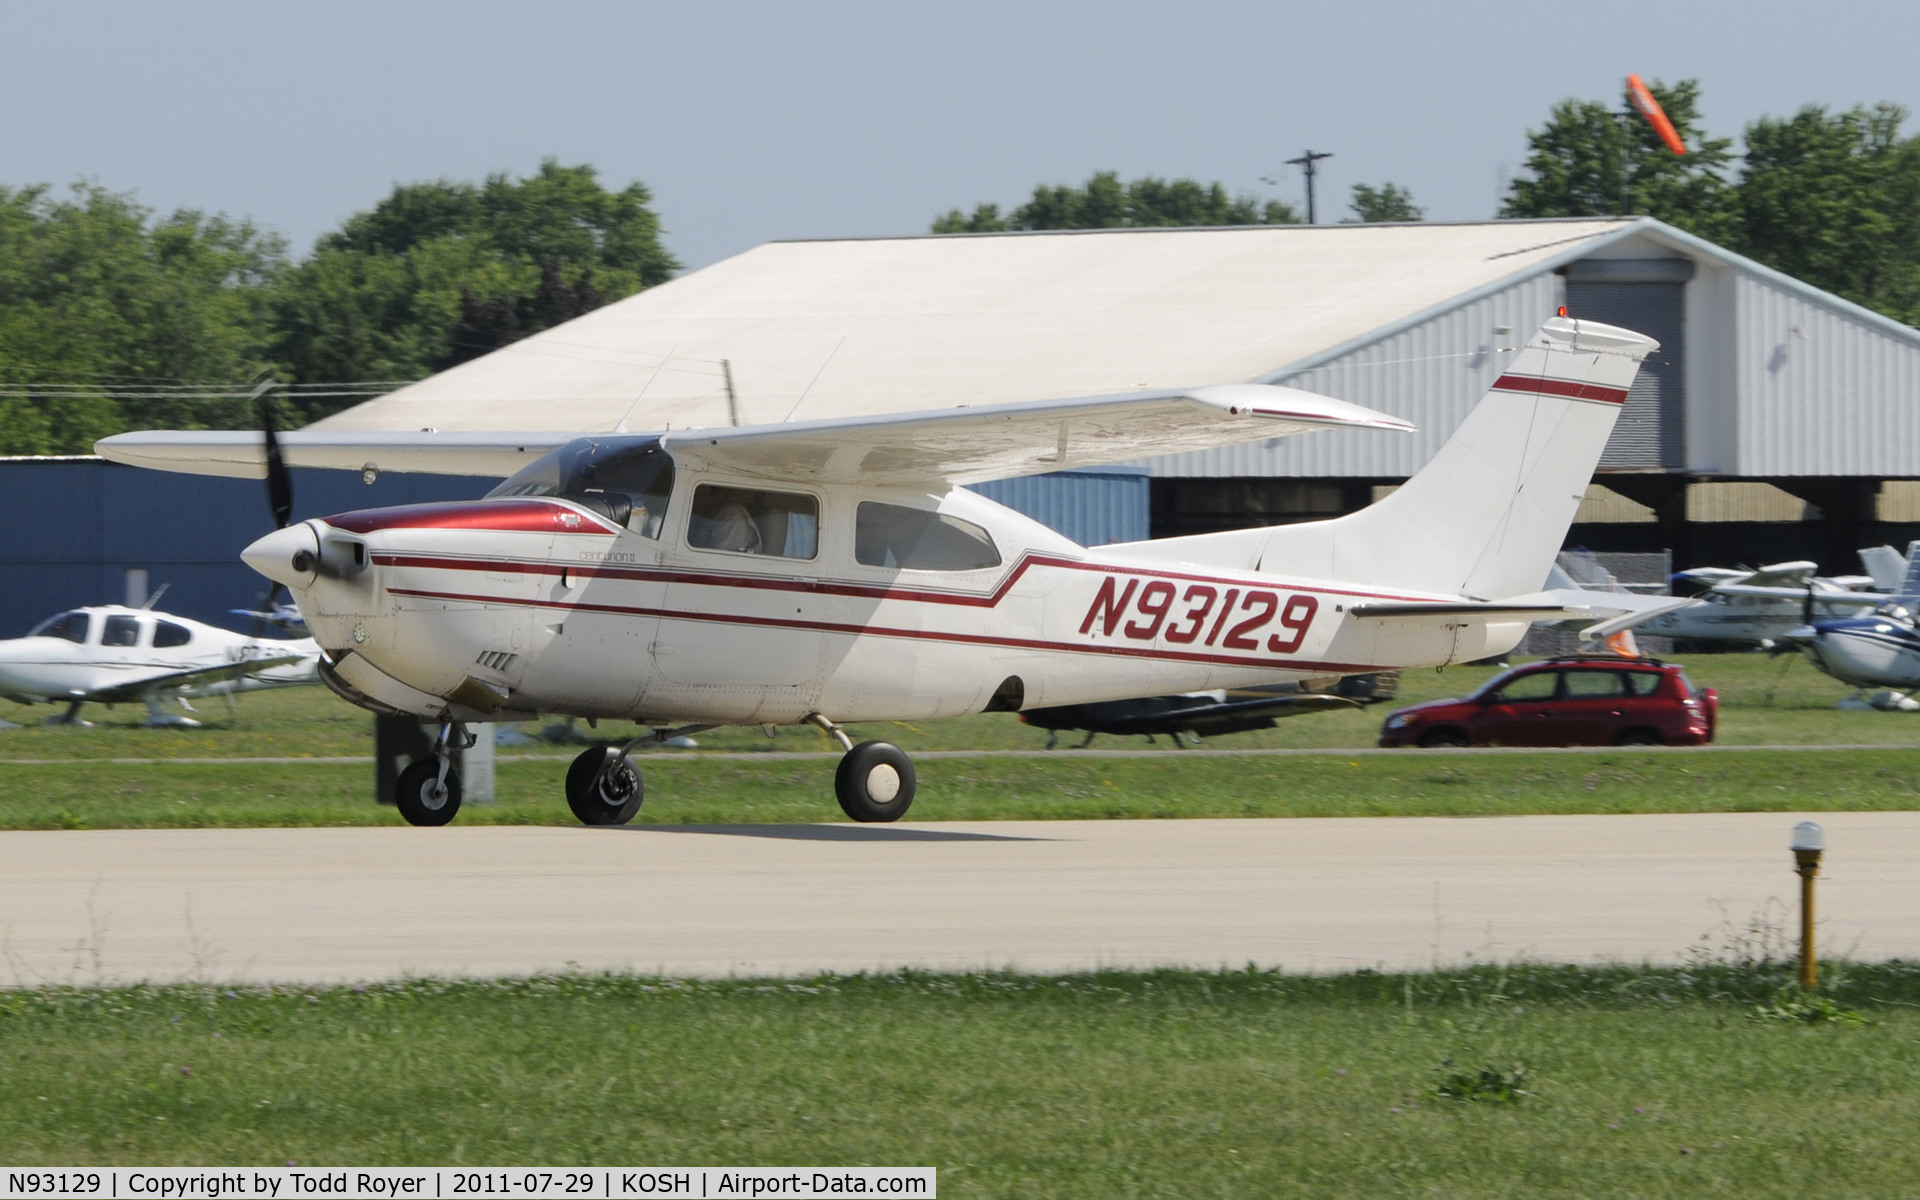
[[1418, 728, 1470, 749], [834, 741, 916, 823], [394, 757, 462, 826], [565, 746, 644, 826], [1615, 729, 1662, 747]]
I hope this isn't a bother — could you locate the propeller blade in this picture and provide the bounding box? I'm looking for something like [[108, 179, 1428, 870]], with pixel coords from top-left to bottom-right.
[[254, 380, 293, 530]]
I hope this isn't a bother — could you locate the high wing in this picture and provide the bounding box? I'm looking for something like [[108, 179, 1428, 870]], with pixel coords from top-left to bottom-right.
[[95, 385, 1410, 486], [659, 384, 1412, 485], [68, 654, 307, 705], [1705, 583, 1883, 607], [1673, 560, 1820, 590], [94, 430, 571, 480]]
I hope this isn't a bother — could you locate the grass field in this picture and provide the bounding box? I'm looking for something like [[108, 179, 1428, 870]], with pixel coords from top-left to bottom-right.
[[1, 648, 1915, 763], [3, 964, 1917, 1194], [1, 651, 1915, 828], [4, 747, 1920, 829]]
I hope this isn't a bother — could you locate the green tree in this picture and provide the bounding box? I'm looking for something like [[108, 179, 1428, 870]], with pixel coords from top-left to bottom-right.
[[1737, 103, 1920, 323], [0, 182, 287, 453], [1344, 183, 1425, 223], [272, 159, 678, 419], [933, 170, 1299, 233], [1501, 78, 1737, 240]]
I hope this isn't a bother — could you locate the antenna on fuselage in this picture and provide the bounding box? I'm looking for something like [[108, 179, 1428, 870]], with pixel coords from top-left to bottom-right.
[[723, 358, 740, 427], [613, 345, 677, 434]]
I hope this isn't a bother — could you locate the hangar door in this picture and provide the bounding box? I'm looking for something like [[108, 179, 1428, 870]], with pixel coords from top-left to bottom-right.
[[1563, 258, 1691, 470]]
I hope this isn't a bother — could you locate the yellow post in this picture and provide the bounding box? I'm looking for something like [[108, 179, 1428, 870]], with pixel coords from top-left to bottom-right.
[[1791, 821, 1825, 991]]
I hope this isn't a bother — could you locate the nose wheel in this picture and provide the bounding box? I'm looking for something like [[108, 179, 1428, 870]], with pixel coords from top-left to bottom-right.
[[394, 757, 462, 826], [835, 741, 916, 822], [566, 746, 645, 825]]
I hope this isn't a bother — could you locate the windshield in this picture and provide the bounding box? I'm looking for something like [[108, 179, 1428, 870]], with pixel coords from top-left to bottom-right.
[[487, 437, 675, 537], [30, 611, 91, 643], [1872, 601, 1915, 625]]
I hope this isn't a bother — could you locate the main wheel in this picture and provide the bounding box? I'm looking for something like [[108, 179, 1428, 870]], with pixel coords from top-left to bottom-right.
[[394, 758, 462, 826], [566, 746, 644, 826], [835, 741, 916, 823]]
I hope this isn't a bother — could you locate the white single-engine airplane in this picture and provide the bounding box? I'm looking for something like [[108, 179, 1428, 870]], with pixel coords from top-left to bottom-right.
[[0, 604, 321, 727], [1634, 556, 1894, 647], [98, 316, 1655, 825]]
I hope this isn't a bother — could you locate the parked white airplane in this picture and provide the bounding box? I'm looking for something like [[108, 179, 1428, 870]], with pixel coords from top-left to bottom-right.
[[1634, 556, 1893, 646], [0, 605, 321, 727], [98, 316, 1655, 824], [1778, 542, 1920, 703]]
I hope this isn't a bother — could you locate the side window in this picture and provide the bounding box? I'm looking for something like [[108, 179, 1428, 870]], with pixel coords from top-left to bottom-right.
[[102, 615, 143, 647], [153, 621, 193, 649], [855, 502, 1001, 571], [1491, 671, 1560, 703], [1623, 672, 1663, 696], [1564, 670, 1626, 698], [31, 611, 92, 644], [688, 485, 818, 559]]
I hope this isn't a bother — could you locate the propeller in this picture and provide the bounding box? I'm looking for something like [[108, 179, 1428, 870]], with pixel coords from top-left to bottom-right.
[[254, 378, 293, 531], [1803, 581, 1816, 627]]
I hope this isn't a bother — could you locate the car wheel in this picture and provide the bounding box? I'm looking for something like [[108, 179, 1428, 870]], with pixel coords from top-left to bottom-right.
[[1615, 729, 1662, 746], [1418, 728, 1469, 749]]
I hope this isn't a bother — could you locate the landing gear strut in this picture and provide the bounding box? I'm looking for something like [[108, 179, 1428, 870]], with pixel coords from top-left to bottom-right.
[[394, 721, 471, 827]]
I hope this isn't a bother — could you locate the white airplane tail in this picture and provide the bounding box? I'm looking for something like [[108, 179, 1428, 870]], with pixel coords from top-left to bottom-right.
[[1131, 316, 1660, 600]]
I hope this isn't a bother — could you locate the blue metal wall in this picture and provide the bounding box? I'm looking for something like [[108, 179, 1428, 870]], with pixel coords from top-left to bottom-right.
[[0, 461, 1148, 637], [968, 468, 1151, 548], [0, 460, 493, 637]]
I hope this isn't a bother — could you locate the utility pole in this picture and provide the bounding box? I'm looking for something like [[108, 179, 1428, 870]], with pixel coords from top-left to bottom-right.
[[1286, 149, 1333, 224]]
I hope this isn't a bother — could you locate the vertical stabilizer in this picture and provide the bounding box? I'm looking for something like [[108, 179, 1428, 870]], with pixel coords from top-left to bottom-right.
[[1132, 317, 1659, 600]]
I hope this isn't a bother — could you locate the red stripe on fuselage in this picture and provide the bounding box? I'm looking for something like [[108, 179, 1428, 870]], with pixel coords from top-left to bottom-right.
[[326, 500, 620, 536], [367, 549, 1449, 608], [1490, 375, 1629, 405], [383, 584, 1384, 676]]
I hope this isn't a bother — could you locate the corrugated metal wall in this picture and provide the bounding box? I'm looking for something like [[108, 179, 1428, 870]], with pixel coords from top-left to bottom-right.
[[0, 461, 493, 638], [967, 468, 1151, 546], [1734, 275, 1920, 476], [1140, 273, 1562, 478]]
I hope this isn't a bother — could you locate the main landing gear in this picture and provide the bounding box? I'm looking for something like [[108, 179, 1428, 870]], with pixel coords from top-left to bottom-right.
[[808, 713, 917, 823], [394, 716, 920, 827]]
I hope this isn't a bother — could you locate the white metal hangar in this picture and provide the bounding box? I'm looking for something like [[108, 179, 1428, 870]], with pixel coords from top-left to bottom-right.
[[308, 217, 1920, 571]]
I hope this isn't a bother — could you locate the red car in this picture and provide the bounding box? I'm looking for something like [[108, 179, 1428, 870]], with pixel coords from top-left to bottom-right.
[[1378, 657, 1718, 748]]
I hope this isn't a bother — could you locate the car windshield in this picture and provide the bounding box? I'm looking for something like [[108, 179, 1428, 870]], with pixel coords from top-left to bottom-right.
[[487, 437, 676, 537]]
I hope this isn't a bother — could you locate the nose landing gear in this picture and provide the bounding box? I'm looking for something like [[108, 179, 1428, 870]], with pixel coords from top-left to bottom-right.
[[394, 721, 472, 827]]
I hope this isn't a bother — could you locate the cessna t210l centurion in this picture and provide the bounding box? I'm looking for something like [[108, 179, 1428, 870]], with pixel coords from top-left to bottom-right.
[[98, 316, 1656, 826]]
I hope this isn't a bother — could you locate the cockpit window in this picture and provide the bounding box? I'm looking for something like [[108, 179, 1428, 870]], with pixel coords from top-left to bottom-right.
[[688, 485, 818, 559], [1873, 601, 1914, 625], [153, 621, 192, 648], [487, 437, 676, 538], [31, 611, 91, 643], [102, 614, 143, 647], [856, 502, 1001, 571]]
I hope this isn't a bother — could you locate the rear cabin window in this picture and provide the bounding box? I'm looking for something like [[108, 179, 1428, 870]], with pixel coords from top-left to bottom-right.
[[153, 621, 193, 648], [855, 503, 1001, 571], [32, 612, 91, 644], [102, 615, 143, 647], [1623, 671, 1664, 696], [1564, 670, 1626, 698], [688, 485, 818, 559]]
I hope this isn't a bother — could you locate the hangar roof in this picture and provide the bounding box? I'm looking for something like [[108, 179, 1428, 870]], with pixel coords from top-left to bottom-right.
[[306, 218, 1636, 434]]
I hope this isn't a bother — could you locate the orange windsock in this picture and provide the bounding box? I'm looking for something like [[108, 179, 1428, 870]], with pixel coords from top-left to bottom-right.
[[1626, 74, 1687, 156]]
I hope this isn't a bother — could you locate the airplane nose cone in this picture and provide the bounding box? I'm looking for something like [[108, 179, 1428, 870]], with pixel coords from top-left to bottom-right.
[[242, 523, 321, 590]]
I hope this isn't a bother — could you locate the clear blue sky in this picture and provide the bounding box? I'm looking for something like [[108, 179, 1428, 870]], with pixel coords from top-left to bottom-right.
[[6, 0, 1918, 271]]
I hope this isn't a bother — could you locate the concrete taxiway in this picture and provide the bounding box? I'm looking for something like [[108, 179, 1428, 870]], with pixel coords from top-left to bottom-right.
[[2, 814, 1916, 986]]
